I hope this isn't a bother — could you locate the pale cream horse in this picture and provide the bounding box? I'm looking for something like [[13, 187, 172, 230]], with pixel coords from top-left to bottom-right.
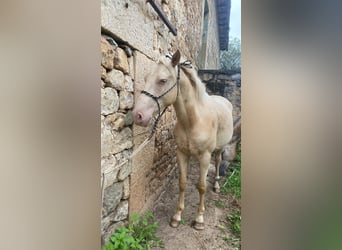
[[132, 50, 233, 230]]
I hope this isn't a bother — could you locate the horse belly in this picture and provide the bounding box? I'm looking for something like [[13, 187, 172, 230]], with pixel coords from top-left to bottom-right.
[[210, 96, 234, 150]]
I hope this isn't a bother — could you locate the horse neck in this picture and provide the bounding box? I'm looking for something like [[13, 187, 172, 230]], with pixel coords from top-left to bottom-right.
[[172, 70, 201, 128]]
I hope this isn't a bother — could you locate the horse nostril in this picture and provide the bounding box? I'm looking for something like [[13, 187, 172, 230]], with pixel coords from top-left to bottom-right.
[[136, 112, 143, 122]]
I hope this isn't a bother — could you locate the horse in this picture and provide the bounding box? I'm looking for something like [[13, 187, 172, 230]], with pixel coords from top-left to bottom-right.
[[132, 50, 234, 230]]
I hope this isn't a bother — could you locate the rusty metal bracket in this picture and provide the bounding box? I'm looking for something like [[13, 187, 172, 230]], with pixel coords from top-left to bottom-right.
[[147, 0, 177, 36]]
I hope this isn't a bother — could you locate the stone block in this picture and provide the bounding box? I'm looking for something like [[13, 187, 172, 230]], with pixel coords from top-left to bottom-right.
[[101, 87, 119, 115], [101, 0, 154, 59], [101, 80, 105, 88], [106, 69, 125, 90], [101, 221, 125, 247], [104, 113, 126, 131], [118, 161, 131, 181], [101, 212, 114, 230], [124, 75, 134, 92], [114, 47, 129, 74], [101, 66, 107, 80], [102, 182, 123, 217], [125, 110, 133, 126], [101, 155, 119, 189], [122, 178, 130, 199], [101, 123, 117, 157], [119, 91, 134, 110], [113, 200, 128, 222], [127, 56, 134, 79], [112, 127, 133, 154], [217, 74, 232, 80], [101, 37, 114, 70], [101, 114, 105, 128], [201, 73, 213, 82]]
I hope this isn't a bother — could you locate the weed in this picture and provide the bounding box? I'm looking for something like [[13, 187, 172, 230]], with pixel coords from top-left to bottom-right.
[[227, 209, 241, 237], [223, 236, 230, 243], [180, 219, 186, 225], [102, 211, 164, 250], [214, 200, 226, 208]]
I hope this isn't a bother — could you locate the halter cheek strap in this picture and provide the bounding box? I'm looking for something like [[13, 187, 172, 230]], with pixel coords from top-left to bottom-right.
[[141, 58, 192, 139]]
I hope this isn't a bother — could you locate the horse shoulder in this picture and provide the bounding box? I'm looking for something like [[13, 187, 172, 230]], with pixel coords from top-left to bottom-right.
[[174, 118, 216, 154]]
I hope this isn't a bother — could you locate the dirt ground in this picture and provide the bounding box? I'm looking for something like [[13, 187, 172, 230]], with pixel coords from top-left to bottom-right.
[[151, 160, 240, 250]]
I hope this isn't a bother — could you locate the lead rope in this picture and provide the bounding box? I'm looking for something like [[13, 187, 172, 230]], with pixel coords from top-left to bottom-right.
[[101, 59, 192, 201]]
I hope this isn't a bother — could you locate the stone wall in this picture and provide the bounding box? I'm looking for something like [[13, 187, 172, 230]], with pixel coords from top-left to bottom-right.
[[198, 70, 241, 121], [100, 37, 134, 245], [101, 0, 204, 66]]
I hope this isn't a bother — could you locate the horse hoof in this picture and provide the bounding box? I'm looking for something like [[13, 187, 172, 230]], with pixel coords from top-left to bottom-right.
[[170, 218, 180, 228], [193, 221, 205, 230], [214, 187, 220, 193]]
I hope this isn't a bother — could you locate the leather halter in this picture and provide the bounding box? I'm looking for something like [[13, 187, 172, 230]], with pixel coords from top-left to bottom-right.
[[141, 55, 192, 139]]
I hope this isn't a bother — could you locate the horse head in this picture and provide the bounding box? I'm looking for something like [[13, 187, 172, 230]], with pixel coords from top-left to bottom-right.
[[132, 50, 181, 127]]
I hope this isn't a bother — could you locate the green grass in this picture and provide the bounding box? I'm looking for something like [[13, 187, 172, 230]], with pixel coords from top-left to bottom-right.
[[226, 208, 241, 250], [221, 144, 241, 198], [220, 144, 241, 249], [227, 209, 241, 237], [102, 211, 164, 250]]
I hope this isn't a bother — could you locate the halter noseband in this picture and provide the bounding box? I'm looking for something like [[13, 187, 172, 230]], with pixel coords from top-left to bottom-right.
[[141, 56, 192, 139]]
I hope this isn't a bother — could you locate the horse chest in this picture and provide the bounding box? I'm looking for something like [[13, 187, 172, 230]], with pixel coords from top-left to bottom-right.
[[174, 126, 215, 155]]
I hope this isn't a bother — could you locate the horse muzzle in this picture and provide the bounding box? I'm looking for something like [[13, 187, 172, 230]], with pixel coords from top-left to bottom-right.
[[132, 107, 155, 127]]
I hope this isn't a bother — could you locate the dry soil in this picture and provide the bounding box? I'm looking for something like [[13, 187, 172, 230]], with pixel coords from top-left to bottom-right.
[[151, 160, 240, 250]]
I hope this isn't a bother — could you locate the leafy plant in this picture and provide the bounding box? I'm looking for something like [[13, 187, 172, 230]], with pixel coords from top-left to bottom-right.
[[102, 211, 163, 250], [226, 208, 241, 249], [227, 209, 241, 237], [214, 199, 226, 208], [220, 37, 241, 71]]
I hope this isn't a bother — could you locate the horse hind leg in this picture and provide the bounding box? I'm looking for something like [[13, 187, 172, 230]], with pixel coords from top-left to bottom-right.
[[214, 150, 224, 193], [170, 150, 189, 228]]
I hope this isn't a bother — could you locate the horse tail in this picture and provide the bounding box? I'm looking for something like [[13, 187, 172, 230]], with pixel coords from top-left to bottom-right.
[[228, 115, 240, 144]]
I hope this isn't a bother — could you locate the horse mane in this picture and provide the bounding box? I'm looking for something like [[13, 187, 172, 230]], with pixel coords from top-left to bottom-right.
[[181, 66, 207, 103], [159, 54, 207, 103]]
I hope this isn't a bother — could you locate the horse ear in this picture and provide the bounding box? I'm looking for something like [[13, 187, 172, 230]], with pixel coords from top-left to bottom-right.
[[171, 50, 181, 67]]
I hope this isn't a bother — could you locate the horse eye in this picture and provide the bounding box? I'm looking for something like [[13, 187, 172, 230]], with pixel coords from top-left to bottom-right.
[[159, 79, 167, 85]]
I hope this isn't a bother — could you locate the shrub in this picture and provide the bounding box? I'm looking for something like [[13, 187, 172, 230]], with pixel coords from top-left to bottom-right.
[[102, 211, 163, 250]]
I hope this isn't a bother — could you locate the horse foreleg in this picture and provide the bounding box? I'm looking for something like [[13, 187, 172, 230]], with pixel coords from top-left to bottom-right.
[[214, 150, 224, 193], [194, 152, 211, 230], [170, 150, 189, 228]]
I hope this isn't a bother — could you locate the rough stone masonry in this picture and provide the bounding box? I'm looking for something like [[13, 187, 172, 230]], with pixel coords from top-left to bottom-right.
[[100, 36, 134, 245]]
